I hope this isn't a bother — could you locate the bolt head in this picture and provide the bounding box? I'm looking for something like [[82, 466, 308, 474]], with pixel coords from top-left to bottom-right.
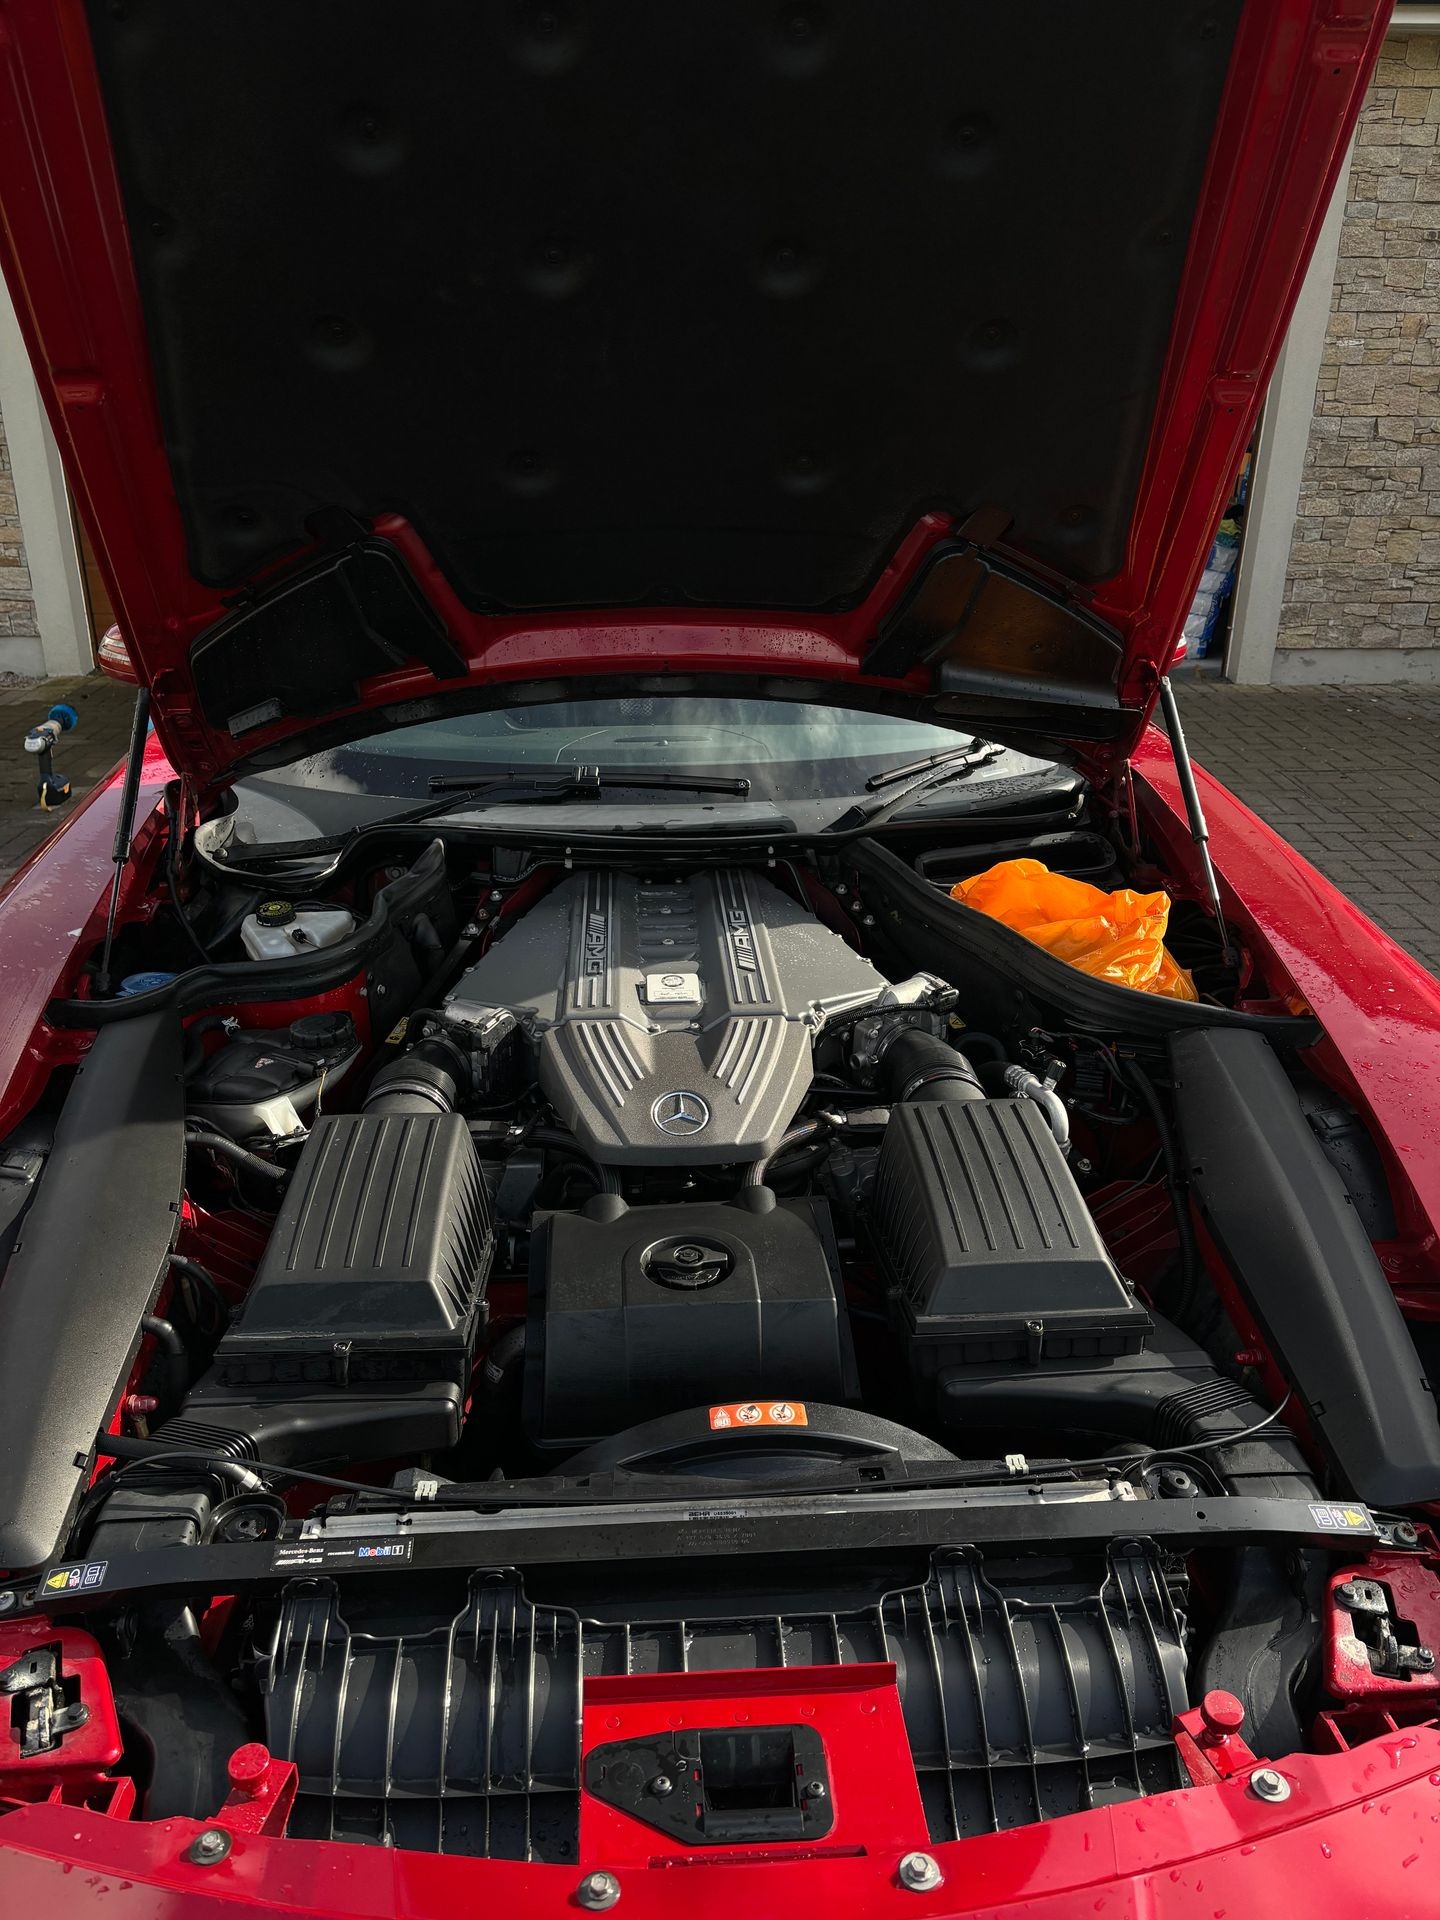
[[185, 1827, 233, 1865], [648, 1773, 673, 1796], [1249, 1768, 1291, 1804], [1395, 1520, 1420, 1547], [898, 1851, 943, 1892], [805, 1777, 827, 1799], [576, 1869, 621, 1910]]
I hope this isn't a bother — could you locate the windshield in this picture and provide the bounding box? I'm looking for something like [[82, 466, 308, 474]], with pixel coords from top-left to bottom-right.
[[263, 699, 977, 802], [228, 697, 1072, 848]]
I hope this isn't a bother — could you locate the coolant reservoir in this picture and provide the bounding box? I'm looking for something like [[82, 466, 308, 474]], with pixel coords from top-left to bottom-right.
[[241, 898, 356, 962]]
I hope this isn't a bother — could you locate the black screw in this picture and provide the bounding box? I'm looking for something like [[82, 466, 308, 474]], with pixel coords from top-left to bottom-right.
[[805, 1778, 827, 1799]]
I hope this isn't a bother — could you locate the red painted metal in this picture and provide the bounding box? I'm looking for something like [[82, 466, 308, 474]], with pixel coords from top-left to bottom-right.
[[0, 3, 1389, 786], [580, 1663, 923, 1866], [212, 1745, 297, 1839], [0, 1724, 1436, 1916], [0, 1617, 122, 1793], [1171, 1690, 1259, 1787], [1325, 1553, 1440, 1705]]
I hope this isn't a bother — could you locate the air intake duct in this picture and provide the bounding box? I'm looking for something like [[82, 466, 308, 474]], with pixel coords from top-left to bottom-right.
[[877, 1028, 985, 1105]]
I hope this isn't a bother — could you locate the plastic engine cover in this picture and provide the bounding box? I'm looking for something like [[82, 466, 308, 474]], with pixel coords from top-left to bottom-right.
[[525, 1195, 854, 1448], [446, 868, 893, 1165]]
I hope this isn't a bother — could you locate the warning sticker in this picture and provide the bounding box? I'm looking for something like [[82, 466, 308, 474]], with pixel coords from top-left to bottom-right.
[[1309, 1504, 1371, 1532], [708, 1401, 808, 1431], [42, 1560, 108, 1594]]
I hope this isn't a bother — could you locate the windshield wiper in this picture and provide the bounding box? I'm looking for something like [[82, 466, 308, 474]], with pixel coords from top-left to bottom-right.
[[409, 763, 749, 822], [824, 741, 1004, 834], [204, 765, 760, 873], [861, 741, 984, 792], [426, 764, 749, 797]]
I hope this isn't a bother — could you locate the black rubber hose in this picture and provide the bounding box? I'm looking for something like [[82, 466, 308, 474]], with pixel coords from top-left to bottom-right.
[[184, 1124, 289, 1182], [363, 1034, 470, 1116], [482, 1323, 526, 1392], [139, 1313, 189, 1409], [140, 1313, 184, 1358], [527, 1125, 624, 1196], [181, 1015, 230, 1079], [166, 1254, 229, 1332], [878, 1028, 986, 1105], [952, 1030, 1008, 1066], [743, 1119, 824, 1188]]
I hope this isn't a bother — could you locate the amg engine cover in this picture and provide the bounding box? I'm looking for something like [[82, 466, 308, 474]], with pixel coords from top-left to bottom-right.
[[447, 869, 897, 1164]]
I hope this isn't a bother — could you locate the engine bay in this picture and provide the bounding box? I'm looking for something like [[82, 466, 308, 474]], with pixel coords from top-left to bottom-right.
[[3, 799, 1440, 1862]]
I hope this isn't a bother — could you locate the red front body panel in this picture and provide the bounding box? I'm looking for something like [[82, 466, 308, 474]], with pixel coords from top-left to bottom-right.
[[0, 1724, 1436, 1919]]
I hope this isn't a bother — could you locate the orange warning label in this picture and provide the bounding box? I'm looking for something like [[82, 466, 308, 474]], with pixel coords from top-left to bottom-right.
[[708, 1401, 808, 1431]]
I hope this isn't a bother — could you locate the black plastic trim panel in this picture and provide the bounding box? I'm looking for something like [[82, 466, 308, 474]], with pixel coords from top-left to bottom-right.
[[1171, 1029, 1440, 1507], [0, 1014, 184, 1570]]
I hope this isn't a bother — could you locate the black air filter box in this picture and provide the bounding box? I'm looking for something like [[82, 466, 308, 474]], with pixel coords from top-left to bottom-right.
[[871, 1101, 1148, 1396], [179, 1111, 492, 1465]]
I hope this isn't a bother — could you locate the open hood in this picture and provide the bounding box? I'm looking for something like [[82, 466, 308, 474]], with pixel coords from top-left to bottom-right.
[[0, 1, 1384, 784]]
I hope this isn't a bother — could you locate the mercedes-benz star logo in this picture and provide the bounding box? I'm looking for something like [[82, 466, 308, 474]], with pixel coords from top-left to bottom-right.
[[651, 1089, 711, 1137]]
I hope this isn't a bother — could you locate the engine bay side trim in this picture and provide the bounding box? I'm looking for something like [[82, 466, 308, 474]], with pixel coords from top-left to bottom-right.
[[1171, 1029, 1440, 1508], [0, 1012, 185, 1570]]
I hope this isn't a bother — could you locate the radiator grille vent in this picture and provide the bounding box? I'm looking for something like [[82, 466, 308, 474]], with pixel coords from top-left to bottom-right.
[[263, 1548, 1187, 1860]]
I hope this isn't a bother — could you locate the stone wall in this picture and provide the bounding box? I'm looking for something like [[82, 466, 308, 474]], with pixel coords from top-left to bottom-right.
[[1278, 31, 1440, 660], [0, 398, 40, 674]]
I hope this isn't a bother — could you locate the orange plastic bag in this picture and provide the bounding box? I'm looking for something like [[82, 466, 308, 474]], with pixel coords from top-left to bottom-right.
[[950, 858, 1198, 1002]]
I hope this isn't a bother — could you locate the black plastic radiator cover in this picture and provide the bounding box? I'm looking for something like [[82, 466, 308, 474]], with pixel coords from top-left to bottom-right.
[[262, 1550, 1186, 1859], [0, 1014, 184, 1570], [1170, 1028, 1440, 1507]]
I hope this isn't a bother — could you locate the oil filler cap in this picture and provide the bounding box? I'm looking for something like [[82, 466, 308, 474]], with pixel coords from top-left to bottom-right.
[[255, 899, 296, 928], [642, 1236, 733, 1290]]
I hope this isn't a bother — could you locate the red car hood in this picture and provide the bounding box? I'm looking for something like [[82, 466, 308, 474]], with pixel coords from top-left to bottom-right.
[[0, 0, 1384, 787]]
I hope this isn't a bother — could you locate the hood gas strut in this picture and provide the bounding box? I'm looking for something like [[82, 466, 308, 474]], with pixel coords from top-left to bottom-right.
[[95, 686, 152, 998], [1156, 676, 1236, 971]]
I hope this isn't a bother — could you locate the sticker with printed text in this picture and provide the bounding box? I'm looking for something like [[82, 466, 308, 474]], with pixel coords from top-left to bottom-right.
[[273, 1537, 414, 1571], [708, 1401, 809, 1431]]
